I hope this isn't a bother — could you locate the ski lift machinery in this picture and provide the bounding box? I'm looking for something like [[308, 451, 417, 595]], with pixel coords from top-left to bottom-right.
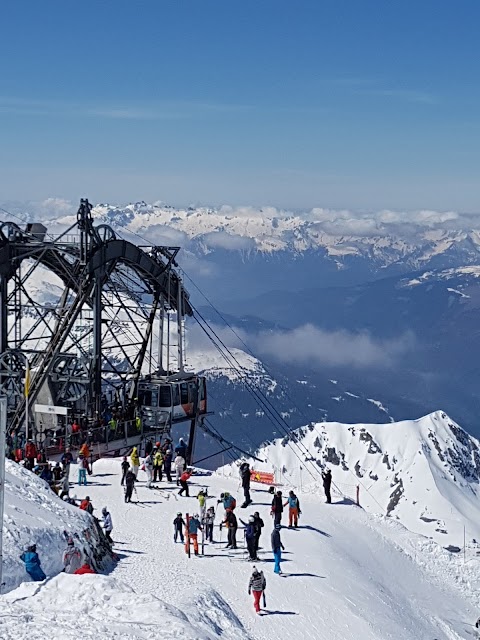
[[0, 198, 210, 464]]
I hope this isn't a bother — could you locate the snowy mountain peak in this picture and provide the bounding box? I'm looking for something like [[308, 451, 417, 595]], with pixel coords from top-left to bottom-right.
[[221, 410, 480, 546]]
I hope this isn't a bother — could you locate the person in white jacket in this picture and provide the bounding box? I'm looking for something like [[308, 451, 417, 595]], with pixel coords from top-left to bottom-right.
[[63, 538, 82, 574], [174, 455, 185, 486], [102, 507, 113, 543], [144, 454, 153, 489]]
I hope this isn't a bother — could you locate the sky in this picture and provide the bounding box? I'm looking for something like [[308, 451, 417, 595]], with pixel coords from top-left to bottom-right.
[[1, 1, 480, 211]]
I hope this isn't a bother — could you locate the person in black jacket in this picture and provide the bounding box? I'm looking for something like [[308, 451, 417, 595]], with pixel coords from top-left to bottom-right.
[[124, 470, 136, 502], [120, 457, 130, 486], [173, 512, 186, 543], [253, 511, 264, 554], [221, 510, 238, 549], [270, 490, 283, 526], [240, 516, 258, 560], [322, 469, 332, 504], [239, 462, 252, 508], [271, 523, 285, 574]]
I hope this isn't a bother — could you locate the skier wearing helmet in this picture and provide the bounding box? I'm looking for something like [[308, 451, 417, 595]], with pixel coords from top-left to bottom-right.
[[240, 515, 258, 560], [248, 566, 266, 613], [186, 514, 202, 556], [271, 523, 285, 574]]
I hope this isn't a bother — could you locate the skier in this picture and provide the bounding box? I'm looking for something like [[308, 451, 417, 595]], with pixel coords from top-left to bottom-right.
[[101, 507, 113, 543], [120, 456, 130, 485], [270, 490, 283, 526], [62, 538, 82, 574], [124, 469, 136, 502], [178, 469, 192, 496], [173, 512, 186, 543], [322, 468, 332, 504], [271, 523, 285, 574], [284, 490, 301, 528], [248, 566, 266, 614], [153, 448, 163, 482], [218, 491, 236, 513], [253, 511, 264, 555], [144, 453, 153, 489], [20, 544, 46, 582], [163, 449, 173, 482], [221, 510, 238, 549], [130, 447, 140, 478], [174, 453, 185, 486], [40, 463, 53, 486], [239, 462, 252, 507], [186, 513, 202, 556], [240, 516, 258, 560], [205, 506, 215, 542], [59, 473, 70, 500], [80, 496, 94, 514], [79, 442, 91, 474], [197, 489, 207, 521]]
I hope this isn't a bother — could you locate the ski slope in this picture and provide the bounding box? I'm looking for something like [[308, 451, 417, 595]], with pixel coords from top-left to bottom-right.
[[2, 454, 480, 639]]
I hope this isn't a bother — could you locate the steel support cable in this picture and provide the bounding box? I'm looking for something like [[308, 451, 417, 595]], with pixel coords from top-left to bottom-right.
[[181, 268, 332, 482], [110, 223, 322, 482], [192, 309, 320, 483]]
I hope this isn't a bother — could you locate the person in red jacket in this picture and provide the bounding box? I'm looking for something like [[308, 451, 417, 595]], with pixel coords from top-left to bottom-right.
[[74, 563, 96, 575], [178, 469, 192, 497], [25, 439, 38, 469]]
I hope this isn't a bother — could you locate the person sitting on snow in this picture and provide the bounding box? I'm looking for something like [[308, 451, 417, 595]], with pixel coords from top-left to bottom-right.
[[20, 544, 46, 582], [63, 537, 82, 574]]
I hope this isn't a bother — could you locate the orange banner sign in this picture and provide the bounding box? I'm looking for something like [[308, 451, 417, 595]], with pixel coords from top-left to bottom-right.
[[250, 470, 275, 484]]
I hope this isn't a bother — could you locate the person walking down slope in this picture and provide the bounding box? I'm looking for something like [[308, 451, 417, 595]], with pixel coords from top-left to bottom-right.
[[178, 469, 192, 496], [101, 507, 113, 544], [63, 538, 82, 574], [248, 566, 266, 614], [322, 468, 332, 504], [120, 456, 130, 485], [130, 447, 140, 478], [186, 514, 202, 556], [20, 544, 46, 582], [284, 490, 302, 528], [173, 512, 186, 543], [271, 523, 285, 575], [270, 490, 283, 526], [124, 469, 136, 503]]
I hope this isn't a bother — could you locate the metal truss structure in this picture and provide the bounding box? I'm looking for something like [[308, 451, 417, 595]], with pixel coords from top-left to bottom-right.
[[0, 199, 192, 436]]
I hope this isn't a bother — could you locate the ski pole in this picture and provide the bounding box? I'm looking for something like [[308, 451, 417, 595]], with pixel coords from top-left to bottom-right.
[[262, 592, 266, 608]]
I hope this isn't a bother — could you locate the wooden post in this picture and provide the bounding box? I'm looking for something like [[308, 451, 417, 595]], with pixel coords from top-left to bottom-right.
[[185, 513, 191, 558]]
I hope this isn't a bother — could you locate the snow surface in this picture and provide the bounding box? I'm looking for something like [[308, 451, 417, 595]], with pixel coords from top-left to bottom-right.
[[3, 413, 480, 638]]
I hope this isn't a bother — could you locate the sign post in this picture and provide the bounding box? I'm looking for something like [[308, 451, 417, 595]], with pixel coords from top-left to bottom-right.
[[0, 396, 7, 593]]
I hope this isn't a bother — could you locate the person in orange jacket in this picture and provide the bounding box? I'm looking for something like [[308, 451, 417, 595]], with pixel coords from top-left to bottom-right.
[[79, 496, 94, 514], [79, 442, 91, 474], [178, 469, 192, 496]]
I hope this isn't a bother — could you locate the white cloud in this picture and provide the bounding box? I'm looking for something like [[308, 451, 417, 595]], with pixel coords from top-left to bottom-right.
[[252, 324, 415, 369], [201, 231, 256, 251]]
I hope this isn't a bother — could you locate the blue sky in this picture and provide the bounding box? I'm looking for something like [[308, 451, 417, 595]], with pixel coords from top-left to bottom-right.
[[1, 1, 479, 210]]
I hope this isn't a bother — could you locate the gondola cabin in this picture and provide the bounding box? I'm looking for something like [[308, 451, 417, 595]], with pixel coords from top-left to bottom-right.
[[137, 375, 207, 429]]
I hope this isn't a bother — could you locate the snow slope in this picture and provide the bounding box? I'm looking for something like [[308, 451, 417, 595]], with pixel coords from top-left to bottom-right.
[[218, 410, 480, 547], [3, 448, 480, 639]]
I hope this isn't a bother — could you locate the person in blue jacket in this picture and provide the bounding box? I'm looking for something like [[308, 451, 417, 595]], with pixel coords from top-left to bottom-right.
[[175, 438, 187, 463], [20, 544, 46, 582], [240, 515, 258, 560]]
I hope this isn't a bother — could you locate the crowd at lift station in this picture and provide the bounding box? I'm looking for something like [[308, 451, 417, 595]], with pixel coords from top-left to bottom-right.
[[7, 429, 334, 615]]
